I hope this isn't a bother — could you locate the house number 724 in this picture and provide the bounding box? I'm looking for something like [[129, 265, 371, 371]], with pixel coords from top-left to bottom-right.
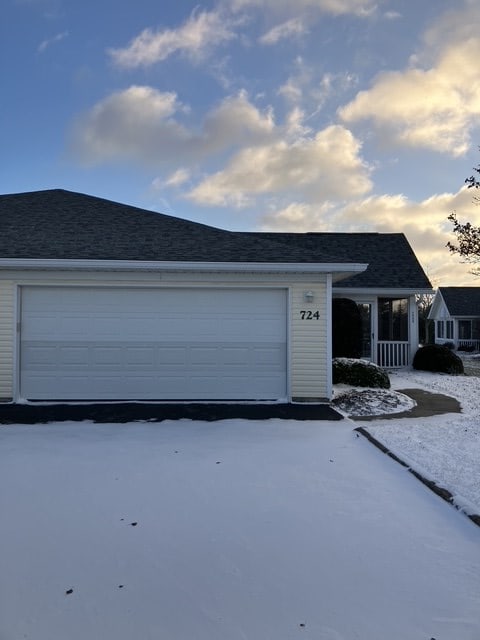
[[300, 310, 320, 320]]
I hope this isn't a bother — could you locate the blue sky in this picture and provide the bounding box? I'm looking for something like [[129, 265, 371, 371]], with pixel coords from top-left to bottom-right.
[[3, 0, 480, 285]]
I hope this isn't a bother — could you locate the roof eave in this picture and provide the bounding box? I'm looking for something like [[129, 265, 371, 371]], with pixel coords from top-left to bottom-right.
[[334, 286, 434, 295], [0, 258, 369, 275]]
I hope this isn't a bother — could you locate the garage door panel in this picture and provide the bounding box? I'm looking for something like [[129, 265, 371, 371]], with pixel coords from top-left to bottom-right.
[[20, 287, 287, 400], [125, 347, 156, 367], [21, 344, 57, 367], [253, 346, 285, 366], [62, 347, 90, 365], [222, 347, 249, 364], [190, 347, 219, 365], [157, 346, 187, 365], [22, 343, 285, 370], [92, 346, 124, 365]]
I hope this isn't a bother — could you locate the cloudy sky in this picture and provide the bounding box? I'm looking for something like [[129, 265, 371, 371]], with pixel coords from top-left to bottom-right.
[[3, 0, 480, 285]]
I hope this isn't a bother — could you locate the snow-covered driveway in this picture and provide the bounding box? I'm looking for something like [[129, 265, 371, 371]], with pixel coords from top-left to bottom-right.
[[1, 418, 479, 640]]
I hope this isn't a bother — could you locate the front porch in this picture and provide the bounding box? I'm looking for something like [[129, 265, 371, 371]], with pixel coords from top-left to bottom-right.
[[333, 294, 419, 368], [434, 317, 480, 353]]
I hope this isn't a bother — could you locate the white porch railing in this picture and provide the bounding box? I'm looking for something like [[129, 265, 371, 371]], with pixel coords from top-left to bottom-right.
[[457, 339, 480, 352], [437, 338, 480, 352], [377, 341, 410, 368]]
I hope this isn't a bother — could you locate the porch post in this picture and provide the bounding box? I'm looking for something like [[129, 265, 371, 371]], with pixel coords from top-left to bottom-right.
[[326, 275, 332, 398], [409, 295, 419, 365]]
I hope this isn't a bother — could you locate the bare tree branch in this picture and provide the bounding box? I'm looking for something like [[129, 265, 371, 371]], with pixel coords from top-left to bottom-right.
[[447, 155, 480, 276]]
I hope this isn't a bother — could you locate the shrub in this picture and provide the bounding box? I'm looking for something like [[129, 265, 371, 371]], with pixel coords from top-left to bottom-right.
[[412, 344, 464, 374], [332, 298, 362, 359], [332, 358, 390, 389]]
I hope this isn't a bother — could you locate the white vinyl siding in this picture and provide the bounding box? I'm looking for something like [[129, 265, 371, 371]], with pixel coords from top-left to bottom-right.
[[0, 281, 14, 400], [3, 270, 334, 402], [290, 280, 329, 401]]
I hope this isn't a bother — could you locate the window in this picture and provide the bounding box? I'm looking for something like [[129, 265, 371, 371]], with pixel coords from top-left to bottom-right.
[[437, 320, 444, 338], [473, 320, 480, 340], [458, 319, 480, 341], [378, 298, 408, 341], [459, 320, 472, 340], [446, 320, 453, 340]]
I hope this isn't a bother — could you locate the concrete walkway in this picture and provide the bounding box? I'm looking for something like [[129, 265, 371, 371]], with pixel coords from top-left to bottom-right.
[[352, 388, 461, 421], [1, 418, 479, 639]]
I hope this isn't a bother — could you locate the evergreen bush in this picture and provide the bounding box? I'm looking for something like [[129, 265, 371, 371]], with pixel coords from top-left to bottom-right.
[[412, 345, 464, 374], [332, 358, 390, 388]]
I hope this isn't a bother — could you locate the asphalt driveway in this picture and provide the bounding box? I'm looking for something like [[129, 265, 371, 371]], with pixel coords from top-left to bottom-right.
[[0, 401, 342, 424]]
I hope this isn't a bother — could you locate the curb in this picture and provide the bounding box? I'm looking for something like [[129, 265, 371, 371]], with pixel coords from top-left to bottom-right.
[[355, 426, 480, 529]]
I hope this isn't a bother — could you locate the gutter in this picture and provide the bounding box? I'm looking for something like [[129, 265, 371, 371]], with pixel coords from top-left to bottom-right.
[[334, 286, 434, 295], [0, 258, 368, 276]]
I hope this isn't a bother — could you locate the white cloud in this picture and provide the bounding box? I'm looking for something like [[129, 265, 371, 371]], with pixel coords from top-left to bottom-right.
[[278, 78, 303, 103], [71, 87, 275, 166], [108, 9, 237, 68], [261, 201, 335, 230], [37, 30, 68, 53], [259, 17, 306, 45], [71, 86, 189, 165], [187, 125, 372, 206], [383, 10, 401, 20], [421, 2, 480, 61], [259, 187, 480, 286], [203, 90, 275, 145], [277, 57, 311, 104], [230, 0, 378, 17], [284, 107, 312, 138], [154, 168, 191, 189], [278, 56, 358, 116], [338, 4, 480, 156], [312, 71, 358, 110]]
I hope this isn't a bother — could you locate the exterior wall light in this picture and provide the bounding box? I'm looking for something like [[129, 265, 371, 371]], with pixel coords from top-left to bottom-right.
[[304, 290, 314, 303]]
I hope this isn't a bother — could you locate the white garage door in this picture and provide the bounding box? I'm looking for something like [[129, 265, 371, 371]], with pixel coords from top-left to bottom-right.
[[20, 286, 287, 401]]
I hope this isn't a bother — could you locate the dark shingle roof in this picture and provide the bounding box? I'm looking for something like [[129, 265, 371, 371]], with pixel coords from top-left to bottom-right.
[[244, 232, 432, 289], [0, 189, 339, 264], [0, 189, 432, 291], [439, 287, 480, 316]]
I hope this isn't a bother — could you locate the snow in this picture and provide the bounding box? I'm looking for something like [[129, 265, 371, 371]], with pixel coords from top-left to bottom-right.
[[333, 386, 416, 416], [362, 369, 480, 515], [1, 369, 480, 639]]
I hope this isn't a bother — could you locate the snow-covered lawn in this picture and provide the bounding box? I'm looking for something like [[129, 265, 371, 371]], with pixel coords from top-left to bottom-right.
[[360, 369, 480, 516], [1, 370, 480, 639]]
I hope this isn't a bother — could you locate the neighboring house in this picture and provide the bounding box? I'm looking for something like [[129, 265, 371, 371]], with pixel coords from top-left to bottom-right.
[[429, 287, 480, 351], [0, 189, 432, 403]]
